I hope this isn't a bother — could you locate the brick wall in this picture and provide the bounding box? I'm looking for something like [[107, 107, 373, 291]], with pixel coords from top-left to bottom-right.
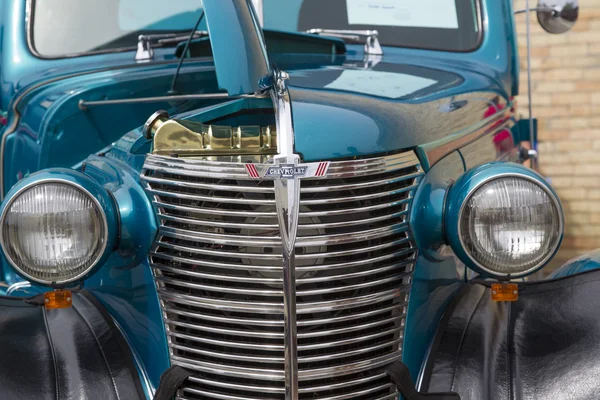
[[513, 0, 600, 269]]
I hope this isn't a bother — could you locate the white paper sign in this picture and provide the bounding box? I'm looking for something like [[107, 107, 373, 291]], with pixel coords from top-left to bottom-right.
[[346, 0, 459, 29], [325, 70, 437, 99]]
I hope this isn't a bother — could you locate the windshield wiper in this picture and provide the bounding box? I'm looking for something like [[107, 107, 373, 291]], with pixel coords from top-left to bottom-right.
[[307, 29, 383, 55], [136, 30, 208, 61]]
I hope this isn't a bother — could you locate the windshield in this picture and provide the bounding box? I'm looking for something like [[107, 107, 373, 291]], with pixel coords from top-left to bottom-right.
[[30, 0, 203, 57], [263, 0, 481, 52]]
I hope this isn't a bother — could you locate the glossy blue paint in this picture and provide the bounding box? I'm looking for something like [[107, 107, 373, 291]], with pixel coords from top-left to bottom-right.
[[85, 258, 169, 396], [4, 62, 221, 196], [202, 0, 271, 95], [404, 151, 466, 381], [0, 0, 566, 395], [81, 153, 168, 394], [0, 168, 119, 287], [264, 0, 517, 162], [83, 155, 158, 269], [444, 162, 564, 278], [549, 250, 600, 279]]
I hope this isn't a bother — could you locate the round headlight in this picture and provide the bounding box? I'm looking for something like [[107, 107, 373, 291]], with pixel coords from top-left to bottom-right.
[[0, 181, 108, 285], [457, 175, 563, 277]]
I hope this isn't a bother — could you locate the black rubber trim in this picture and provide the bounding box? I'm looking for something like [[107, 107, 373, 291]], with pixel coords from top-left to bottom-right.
[[153, 365, 192, 400], [387, 361, 461, 399]]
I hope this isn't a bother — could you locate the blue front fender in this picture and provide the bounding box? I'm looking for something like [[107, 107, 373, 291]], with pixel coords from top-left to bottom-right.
[[549, 249, 600, 279]]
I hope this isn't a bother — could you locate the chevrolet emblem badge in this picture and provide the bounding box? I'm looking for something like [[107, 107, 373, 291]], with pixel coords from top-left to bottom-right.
[[245, 161, 330, 179]]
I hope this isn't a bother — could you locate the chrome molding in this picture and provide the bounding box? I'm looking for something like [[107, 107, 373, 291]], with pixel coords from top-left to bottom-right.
[[270, 71, 300, 399], [111, 317, 156, 397], [77, 93, 260, 110], [6, 281, 31, 296]]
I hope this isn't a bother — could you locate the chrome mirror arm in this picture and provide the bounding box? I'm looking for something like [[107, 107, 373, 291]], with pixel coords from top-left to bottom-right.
[[307, 29, 383, 55], [514, 0, 539, 169], [514, 6, 555, 14], [526, 0, 537, 169]]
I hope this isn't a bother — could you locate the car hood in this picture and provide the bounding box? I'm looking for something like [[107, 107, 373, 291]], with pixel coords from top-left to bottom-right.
[[285, 57, 509, 161]]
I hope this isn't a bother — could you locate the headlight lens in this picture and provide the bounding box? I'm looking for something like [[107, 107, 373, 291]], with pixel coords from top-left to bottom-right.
[[459, 176, 562, 276], [1, 182, 107, 284]]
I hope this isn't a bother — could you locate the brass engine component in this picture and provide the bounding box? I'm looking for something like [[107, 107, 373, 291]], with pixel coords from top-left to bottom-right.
[[144, 110, 277, 156]]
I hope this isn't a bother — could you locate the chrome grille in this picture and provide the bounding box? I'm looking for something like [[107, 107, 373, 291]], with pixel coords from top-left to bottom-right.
[[141, 151, 423, 399]]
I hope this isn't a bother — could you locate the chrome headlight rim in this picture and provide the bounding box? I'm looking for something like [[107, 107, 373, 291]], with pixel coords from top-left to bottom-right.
[[0, 178, 110, 286], [456, 171, 564, 278]]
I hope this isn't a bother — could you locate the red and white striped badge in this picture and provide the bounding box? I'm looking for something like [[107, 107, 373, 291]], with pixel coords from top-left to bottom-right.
[[245, 161, 330, 180], [245, 163, 261, 178]]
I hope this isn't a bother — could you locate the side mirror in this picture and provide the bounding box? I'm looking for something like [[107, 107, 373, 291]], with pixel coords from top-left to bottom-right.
[[537, 0, 579, 34]]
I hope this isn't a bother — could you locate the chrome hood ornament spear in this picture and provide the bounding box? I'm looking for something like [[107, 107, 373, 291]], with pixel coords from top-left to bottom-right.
[[244, 71, 330, 399]]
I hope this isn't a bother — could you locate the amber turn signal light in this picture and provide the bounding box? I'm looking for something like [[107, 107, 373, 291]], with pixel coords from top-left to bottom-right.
[[491, 283, 518, 302], [44, 290, 73, 309]]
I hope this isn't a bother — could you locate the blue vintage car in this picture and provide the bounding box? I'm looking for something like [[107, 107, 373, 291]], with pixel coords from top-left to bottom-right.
[[0, 0, 591, 399]]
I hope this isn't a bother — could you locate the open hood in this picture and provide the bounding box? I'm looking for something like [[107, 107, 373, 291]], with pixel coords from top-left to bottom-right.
[[203, 0, 271, 95]]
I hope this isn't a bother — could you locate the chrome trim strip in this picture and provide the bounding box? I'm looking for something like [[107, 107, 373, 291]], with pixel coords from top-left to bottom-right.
[[111, 317, 156, 397], [5, 281, 31, 295], [270, 71, 300, 400], [171, 356, 285, 380], [163, 306, 284, 327], [78, 93, 259, 110], [168, 331, 284, 351], [142, 175, 274, 193], [186, 375, 282, 394], [147, 188, 275, 204], [153, 201, 277, 217], [155, 241, 283, 261], [300, 372, 388, 392], [157, 289, 283, 314], [299, 351, 403, 380]]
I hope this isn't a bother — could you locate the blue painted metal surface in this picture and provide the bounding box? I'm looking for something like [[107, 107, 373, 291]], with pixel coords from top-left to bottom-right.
[[202, 0, 271, 95], [0, 0, 568, 396], [405, 151, 467, 381], [550, 250, 600, 279], [81, 154, 169, 395]]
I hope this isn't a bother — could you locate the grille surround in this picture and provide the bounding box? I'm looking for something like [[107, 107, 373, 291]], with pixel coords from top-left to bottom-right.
[[141, 151, 423, 399]]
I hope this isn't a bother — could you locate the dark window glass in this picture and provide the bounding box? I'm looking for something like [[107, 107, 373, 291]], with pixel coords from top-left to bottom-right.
[[264, 0, 481, 52]]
